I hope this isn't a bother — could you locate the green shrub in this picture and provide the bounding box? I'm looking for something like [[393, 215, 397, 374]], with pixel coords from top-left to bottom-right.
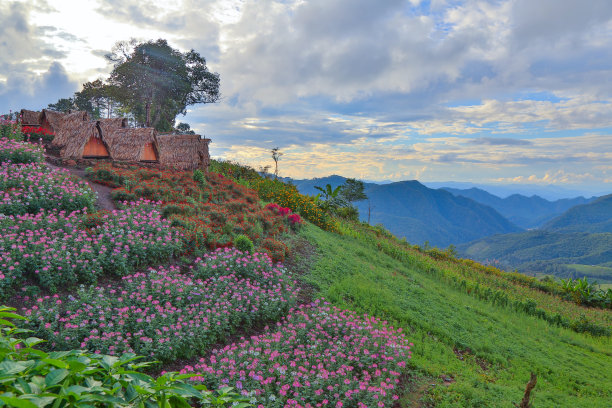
[[0, 306, 249, 408], [234, 234, 254, 253]]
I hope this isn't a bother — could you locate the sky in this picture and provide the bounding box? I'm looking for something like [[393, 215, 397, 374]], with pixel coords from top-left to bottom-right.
[[1, 0, 611, 195]]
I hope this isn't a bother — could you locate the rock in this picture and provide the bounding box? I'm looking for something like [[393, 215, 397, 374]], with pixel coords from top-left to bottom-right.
[[66, 159, 77, 166]]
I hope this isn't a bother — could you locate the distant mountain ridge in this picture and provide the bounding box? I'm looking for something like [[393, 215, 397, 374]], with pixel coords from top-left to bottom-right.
[[459, 194, 612, 281], [441, 187, 594, 228], [288, 175, 521, 248]]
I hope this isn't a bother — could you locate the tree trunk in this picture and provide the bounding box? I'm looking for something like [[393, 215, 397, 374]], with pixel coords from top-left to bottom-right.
[[145, 102, 151, 127]]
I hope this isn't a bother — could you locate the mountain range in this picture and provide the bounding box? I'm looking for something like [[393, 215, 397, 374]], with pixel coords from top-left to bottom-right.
[[441, 187, 594, 228]]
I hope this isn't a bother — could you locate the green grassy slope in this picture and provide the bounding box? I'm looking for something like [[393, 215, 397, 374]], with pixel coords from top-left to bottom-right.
[[544, 194, 612, 233], [298, 223, 612, 407]]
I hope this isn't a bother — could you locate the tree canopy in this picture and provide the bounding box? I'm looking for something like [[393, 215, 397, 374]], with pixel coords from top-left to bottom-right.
[[47, 39, 219, 132]]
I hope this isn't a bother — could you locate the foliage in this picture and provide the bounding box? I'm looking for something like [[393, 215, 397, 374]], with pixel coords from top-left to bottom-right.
[[107, 39, 220, 130], [0, 201, 182, 295], [560, 277, 612, 308], [234, 234, 254, 253], [0, 162, 97, 215], [0, 138, 45, 164], [0, 116, 24, 141], [182, 300, 412, 407], [0, 306, 249, 407], [87, 163, 291, 257], [23, 250, 296, 363]]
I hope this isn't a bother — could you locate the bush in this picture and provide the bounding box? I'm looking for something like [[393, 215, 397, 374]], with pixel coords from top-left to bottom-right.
[[0, 306, 248, 407], [234, 234, 254, 253]]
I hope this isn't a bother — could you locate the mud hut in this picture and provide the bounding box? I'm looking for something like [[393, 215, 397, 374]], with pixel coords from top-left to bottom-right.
[[156, 134, 210, 170], [19, 109, 42, 125], [104, 127, 159, 162], [50, 111, 92, 150]]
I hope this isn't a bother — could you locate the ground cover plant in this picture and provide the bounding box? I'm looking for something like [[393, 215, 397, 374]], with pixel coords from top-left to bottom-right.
[[210, 159, 336, 232], [182, 300, 413, 407], [0, 162, 97, 215], [0, 200, 182, 295], [0, 137, 45, 164], [0, 306, 248, 407], [86, 163, 295, 260], [300, 223, 612, 407], [21, 249, 297, 364]]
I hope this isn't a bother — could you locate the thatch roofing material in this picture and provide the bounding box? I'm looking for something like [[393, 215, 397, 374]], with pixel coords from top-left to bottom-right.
[[59, 122, 101, 159], [156, 134, 210, 170], [96, 118, 128, 137], [40, 109, 68, 132], [50, 111, 91, 149], [104, 127, 158, 161], [20, 109, 42, 125]]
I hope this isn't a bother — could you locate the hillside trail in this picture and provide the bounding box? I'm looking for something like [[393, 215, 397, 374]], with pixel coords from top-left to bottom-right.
[[45, 159, 116, 211]]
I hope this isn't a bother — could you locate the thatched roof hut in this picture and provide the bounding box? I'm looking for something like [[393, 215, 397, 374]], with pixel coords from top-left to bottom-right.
[[156, 134, 210, 170], [19, 109, 42, 125], [104, 127, 159, 162], [59, 122, 106, 159], [96, 118, 128, 137], [50, 111, 91, 149], [40, 109, 68, 132]]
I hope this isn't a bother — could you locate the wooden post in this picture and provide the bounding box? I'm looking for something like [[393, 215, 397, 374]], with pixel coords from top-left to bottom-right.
[[516, 373, 537, 408]]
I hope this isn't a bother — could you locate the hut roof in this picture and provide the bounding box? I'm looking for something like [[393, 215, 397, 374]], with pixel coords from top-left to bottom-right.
[[104, 127, 158, 161], [59, 122, 101, 159], [20, 109, 42, 125], [96, 118, 128, 137], [50, 111, 92, 148], [156, 134, 210, 170], [41, 109, 68, 132]]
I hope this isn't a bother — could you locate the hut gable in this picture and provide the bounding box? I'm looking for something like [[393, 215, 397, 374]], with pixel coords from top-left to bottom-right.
[[96, 118, 128, 136], [104, 128, 159, 162], [40, 109, 68, 133], [50, 111, 92, 149], [156, 134, 210, 170], [59, 122, 105, 159], [19, 109, 42, 125]]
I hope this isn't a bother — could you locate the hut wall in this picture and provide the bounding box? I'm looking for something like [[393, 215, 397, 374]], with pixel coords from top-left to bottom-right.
[[83, 136, 110, 157]]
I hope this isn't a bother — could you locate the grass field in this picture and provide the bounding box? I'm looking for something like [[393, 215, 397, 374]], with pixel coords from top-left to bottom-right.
[[299, 223, 612, 407]]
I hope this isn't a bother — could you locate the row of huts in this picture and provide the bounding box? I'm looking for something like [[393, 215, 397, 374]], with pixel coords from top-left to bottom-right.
[[19, 109, 210, 170]]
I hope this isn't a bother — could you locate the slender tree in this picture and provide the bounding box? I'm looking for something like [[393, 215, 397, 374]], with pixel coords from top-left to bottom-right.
[[271, 147, 283, 178]]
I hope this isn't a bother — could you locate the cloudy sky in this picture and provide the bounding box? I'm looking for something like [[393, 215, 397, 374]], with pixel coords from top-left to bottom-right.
[[1, 0, 611, 193]]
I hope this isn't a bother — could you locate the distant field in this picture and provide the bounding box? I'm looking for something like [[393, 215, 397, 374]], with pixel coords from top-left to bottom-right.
[[564, 264, 612, 284]]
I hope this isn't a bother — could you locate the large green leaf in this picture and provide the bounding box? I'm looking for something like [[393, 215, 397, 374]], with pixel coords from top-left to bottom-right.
[[0, 361, 33, 375], [0, 396, 38, 408], [44, 369, 69, 387]]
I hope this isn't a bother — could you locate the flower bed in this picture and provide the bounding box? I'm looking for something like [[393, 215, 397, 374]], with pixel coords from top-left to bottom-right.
[[0, 138, 45, 164], [23, 250, 297, 362], [21, 125, 54, 143], [0, 162, 97, 215], [182, 301, 413, 407], [0, 200, 182, 294], [87, 164, 290, 257]]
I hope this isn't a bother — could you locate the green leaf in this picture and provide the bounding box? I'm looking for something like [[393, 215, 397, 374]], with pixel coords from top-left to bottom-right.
[[25, 396, 56, 408], [23, 337, 45, 347], [0, 397, 38, 408], [66, 360, 87, 372], [0, 361, 33, 375], [45, 369, 69, 387], [42, 359, 69, 369]]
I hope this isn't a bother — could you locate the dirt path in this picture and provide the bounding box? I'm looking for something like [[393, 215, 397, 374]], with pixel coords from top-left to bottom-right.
[[45, 159, 117, 211]]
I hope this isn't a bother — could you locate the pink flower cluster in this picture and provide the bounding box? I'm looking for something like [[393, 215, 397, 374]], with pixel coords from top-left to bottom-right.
[[181, 300, 413, 407], [0, 138, 45, 164], [0, 200, 182, 294], [0, 162, 97, 215], [265, 203, 303, 226], [23, 253, 297, 362]]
